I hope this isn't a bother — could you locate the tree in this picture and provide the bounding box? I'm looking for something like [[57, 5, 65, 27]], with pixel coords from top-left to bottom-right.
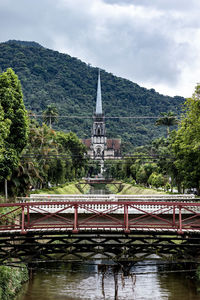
[[172, 84, 200, 194], [7, 119, 89, 195], [26, 122, 60, 187], [0, 104, 11, 166], [56, 131, 87, 178], [0, 68, 28, 183], [148, 172, 165, 188], [9, 120, 66, 194], [155, 112, 178, 138], [43, 104, 58, 128]]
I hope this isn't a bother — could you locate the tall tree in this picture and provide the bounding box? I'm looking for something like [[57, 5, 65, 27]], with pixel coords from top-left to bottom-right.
[[172, 84, 200, 194], [43, 104, 58, 128], [155, 112, 178, 138], [56, 131, 87, 178], [0, 68, 28, 183]]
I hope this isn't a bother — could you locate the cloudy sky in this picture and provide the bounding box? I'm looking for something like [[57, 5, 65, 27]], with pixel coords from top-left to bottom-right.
[[0, 0, 200, 97]]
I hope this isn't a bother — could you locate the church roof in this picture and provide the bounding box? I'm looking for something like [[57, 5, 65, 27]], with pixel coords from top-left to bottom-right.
[[107, 139, 121, 150], [82, 138, 121, 151], [82, 139, 91, 148]]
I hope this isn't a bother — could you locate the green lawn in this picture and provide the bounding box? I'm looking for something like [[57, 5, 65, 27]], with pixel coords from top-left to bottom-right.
[[108, 183, 166, 195], [34, 182, 89, 195]]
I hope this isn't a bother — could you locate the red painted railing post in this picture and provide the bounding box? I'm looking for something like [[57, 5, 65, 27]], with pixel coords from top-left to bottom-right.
[[173, 205, 176, 226], [21, 205, 26, 234], [27, 205, 30, 228], [73, 204, 78, 233], [124, 204, 130, 233], [178, 205, 183, 234]]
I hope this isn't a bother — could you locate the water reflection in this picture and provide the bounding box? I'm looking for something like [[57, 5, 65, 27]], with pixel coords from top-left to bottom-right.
[[16, 261, 200, 300]]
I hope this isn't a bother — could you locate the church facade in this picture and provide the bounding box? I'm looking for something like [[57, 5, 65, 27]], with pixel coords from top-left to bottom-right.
[[82, 71, 121, 160]]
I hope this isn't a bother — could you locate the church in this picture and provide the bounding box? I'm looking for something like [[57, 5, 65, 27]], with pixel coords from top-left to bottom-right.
[[82, 70, 121, 160]]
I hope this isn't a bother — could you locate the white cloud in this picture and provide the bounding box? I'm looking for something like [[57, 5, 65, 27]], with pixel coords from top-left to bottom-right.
[[0, 0, 200, 97]]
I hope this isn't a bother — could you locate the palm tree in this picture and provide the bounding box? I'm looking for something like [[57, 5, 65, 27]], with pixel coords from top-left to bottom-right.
[[43, 104, 58, 128], [155, 112, 178, 138], [17, 121, 59, 191]]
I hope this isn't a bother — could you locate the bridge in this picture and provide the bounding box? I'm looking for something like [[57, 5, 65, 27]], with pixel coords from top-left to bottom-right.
[[0, 194, 200, 264], [77, 178, 124, 192]]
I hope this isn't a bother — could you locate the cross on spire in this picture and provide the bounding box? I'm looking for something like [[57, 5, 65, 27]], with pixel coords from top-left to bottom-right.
[[96, 69, 103, 115]]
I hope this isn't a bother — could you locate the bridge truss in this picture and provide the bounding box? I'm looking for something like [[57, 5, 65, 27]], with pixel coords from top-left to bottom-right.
[[0, 230, 200, 264]]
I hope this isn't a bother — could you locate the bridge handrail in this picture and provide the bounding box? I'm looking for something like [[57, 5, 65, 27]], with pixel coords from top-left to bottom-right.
[[29, 193, 195, 198], [9, 200, 200, 211], [20, 194, 197, 204], [27, 194, 196, 201], [1, 200, 200, 235]]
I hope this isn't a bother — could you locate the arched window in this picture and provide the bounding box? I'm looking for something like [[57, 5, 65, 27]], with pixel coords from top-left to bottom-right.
[[96, 147, 101, 156]]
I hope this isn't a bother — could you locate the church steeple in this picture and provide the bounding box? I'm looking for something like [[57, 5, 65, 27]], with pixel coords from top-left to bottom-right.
[[95, 69, 103, 115], [91, 69, 106, 160], [81, 68, 121, 164]]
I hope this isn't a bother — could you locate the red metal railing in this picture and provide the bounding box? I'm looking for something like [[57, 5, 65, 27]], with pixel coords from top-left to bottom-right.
[[0, 201, 200, 234]]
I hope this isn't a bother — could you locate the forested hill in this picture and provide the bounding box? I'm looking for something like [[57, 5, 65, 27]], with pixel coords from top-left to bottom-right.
[[0, 40, 185, 150]]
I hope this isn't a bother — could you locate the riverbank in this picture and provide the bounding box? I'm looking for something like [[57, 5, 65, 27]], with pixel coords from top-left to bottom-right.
[[108, 183, 166, 195], [32, 181, 89, 195], [31, 181, 166, 196], [0, 208, 29, 299], [0, 265, 28, 300]]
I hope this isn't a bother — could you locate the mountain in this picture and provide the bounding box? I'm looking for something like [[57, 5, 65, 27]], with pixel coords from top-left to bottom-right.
[[0, 40, 185, 151]]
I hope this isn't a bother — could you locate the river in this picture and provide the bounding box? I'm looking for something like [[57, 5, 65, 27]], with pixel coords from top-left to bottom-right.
[[16, 261, 200, 300]]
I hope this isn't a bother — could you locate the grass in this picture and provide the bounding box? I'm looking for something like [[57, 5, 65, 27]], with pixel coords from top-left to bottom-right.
[[107, 183, 166, 195], [34, 181, 90, 195], [0, 265, 28, 300], [31, 181, 166, 196]]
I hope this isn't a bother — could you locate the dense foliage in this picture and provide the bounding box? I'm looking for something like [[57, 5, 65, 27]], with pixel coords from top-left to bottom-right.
[[104, 139, 170, 191], [0, 265, 28, 299], [171, 85, 200, 194], [0, 40, 185, 150], [6, 119, 88, 196], [0, 68, 88, 197], [105, 84, 200, 195], [0, 68, 29, 181]]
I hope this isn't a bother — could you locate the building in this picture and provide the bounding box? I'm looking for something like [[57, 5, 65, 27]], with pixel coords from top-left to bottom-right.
[[82, 70, 121, 160]]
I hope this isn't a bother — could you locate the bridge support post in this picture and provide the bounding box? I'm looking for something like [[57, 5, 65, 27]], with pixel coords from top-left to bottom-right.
[[21, 206, 26, 234], [124, 204, 130, 233], [173, 205, 176, 226], [73, 204, 78, 233], [178, 206, 183, 234], [27, 205, 30, 227]]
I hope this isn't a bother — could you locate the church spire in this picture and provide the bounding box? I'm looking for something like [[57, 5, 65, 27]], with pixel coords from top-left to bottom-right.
[[96, 69, 103, 115]]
